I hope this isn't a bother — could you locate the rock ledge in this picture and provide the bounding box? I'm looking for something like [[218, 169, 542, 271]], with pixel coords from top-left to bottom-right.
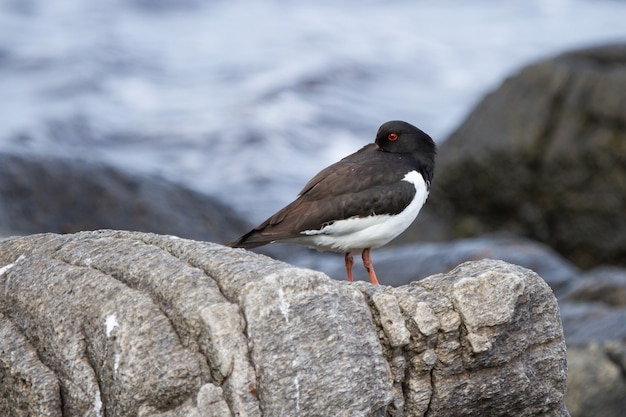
[[0, 231, 569, 416]]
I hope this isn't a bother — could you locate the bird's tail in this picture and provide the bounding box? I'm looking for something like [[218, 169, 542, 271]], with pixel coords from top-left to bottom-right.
[[227, 230, 273, 249]]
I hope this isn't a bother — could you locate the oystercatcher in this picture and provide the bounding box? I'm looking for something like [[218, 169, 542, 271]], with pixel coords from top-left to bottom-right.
[[229, 120, 436, 285]]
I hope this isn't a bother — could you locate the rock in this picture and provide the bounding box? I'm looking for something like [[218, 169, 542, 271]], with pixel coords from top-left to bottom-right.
[[562, 266, 626, 307], [559, 302, 626, 345], [0, 312, 61, 417], [566, 343, 626, 417], [406, 44, 626, 269], [557, 265, 626, 346], [552, 265, 626, 417], [0, 231, 569, 416], [0, 153, 248, 242]]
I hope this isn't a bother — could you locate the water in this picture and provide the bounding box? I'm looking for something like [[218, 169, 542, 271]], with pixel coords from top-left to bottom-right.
[[1, 0, 625, 222]]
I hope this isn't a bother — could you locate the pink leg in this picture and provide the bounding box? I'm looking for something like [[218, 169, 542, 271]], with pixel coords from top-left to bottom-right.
[[361, 248, 379, 285], [344, 252, 354, 282]]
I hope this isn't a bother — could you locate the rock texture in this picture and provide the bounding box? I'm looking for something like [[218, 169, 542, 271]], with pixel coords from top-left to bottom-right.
[[407, 43, 626, 269], [288, 236, 626, 417], [0, 230, 568, 416], [558, 266, 626, 417], [0, 153, 247, 242]]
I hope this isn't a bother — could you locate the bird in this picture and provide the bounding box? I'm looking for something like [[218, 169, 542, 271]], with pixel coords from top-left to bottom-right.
[[229, 120, 436, 285]]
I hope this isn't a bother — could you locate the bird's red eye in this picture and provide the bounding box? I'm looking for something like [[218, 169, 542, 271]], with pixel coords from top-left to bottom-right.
[[388, 133, 398, 141]]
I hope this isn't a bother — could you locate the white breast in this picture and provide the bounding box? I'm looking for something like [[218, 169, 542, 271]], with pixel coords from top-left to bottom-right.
[[292, 170, 429, 253]]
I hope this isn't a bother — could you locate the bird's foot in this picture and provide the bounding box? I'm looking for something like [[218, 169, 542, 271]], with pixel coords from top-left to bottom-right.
[[361, 249, 379, 285], [344, 252, 354, 282]]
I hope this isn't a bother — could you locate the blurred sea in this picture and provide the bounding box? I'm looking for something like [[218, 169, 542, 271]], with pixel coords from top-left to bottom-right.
[[1, 0, 625, 222]]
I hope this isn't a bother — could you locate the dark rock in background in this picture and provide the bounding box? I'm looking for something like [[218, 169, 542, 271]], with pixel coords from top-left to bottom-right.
[[566, 343, 626, 417], [407, 44, 626, 269], [558, 265, 626, 417], [0, 153, 248, 243], [562, 266, 626, 307], [559, 301, 626, 345]]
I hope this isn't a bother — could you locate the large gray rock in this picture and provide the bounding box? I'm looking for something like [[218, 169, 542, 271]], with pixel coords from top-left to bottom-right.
[[0, 231, 568, 416], [407, 44, 626, 269]]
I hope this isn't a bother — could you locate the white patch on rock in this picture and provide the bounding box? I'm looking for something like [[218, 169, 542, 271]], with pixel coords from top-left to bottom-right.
[[277, 287, 290, 324], [94, 391, 103, 417], [294, 375, 300, 413], [106, 314, 119, 337], [0, 262, 15, 276], [0, 255, 25, 276], [114, 353, 121, 374]]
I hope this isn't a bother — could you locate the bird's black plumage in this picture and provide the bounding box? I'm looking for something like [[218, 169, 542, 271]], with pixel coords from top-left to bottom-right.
[[230, 120, 435, 247], [229, 120, 436, 284]]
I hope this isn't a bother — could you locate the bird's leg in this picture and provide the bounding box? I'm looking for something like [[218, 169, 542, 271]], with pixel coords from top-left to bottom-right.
[[344, 252, 354, 282], [361, 248, 379, 285]]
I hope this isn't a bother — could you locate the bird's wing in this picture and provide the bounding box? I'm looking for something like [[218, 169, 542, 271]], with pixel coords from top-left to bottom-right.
[[230, 147, 418, 248], [297, 144, 380, 198], [229, 179, 417, 248]]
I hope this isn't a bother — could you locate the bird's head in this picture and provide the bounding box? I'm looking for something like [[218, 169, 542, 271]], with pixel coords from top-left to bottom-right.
[[375, 120, 436, 171]]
